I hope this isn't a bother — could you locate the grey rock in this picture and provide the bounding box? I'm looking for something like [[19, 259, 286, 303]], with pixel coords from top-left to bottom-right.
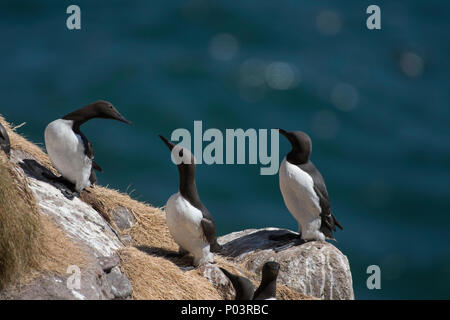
[[198, 263, 234, 299], [106, 267, 132, 299], [23, 170, 123, 256], [218, 228, 354, 300], [112, 206, 135, 231], [0, 265, 114, 300], [98, 255, 120, 273]]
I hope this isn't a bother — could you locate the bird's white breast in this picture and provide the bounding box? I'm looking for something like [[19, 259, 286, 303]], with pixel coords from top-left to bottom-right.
[[165, 192, 206, 248], [279, 157, 323, 240], [44, 119, 92, 191]]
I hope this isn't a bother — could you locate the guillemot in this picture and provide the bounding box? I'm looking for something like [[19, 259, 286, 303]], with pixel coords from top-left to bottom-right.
[[219, 268, 255, 300], [0, 123, 10, 157], [271, 129, 342, 249], [44, 100, 132, 194], [159, 134, 221, 267], [253, 261, 279, 300], [220, 261, 280, 300]]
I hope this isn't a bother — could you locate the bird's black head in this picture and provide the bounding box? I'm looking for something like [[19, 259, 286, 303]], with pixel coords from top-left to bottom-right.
[[62, 100, 133, 127], [159, 135, 196, 166], [261, 261, 280, 282], [278, 128, 312, 164], [220, 267, 255, 300], [159, 135, 197, 193], [90, 100, 133, 125]]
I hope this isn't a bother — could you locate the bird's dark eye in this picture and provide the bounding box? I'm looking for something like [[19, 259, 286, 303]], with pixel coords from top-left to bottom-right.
[[109, 105, 113, 109]]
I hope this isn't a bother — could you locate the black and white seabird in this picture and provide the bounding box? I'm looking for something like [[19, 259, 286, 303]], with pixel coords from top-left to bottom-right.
[[273, 129, 342, 248], [159, 135, 221, 267], [219, 267, 255, 300], [0, 123, 11, 157], [220, 261, 280, 300], [253, 261, 279, 300], [44, 100, 132, 193]]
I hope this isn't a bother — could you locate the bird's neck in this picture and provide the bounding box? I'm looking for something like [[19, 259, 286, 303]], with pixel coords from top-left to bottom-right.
[[179, 168, 202, 208], [286, 149, 309, 165], [258, 280, 276, 298], [62, 106, 97, 131]]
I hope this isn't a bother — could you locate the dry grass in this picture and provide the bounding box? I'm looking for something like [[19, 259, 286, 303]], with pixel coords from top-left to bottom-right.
[[87, 186, 176, 250], [119, 247, 221, 300], [36, 214, 87, 277], [0, 115, 86, 289], [0, 152, 85, 289], [0, 115, 55, 173], [0, 151, 41, 289], [13, 215, 88, 288]]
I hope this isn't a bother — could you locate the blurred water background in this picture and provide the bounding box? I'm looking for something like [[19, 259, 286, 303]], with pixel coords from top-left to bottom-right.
[[1, 0, 449, 299]]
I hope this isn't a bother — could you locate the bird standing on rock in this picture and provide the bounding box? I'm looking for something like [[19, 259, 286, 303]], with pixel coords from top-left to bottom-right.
[[159, 135, 221, 267], [270, 129, 343, 250], [44, 100, 132, 195]]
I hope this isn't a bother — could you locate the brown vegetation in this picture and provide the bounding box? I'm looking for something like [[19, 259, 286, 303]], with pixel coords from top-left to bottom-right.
[[0, 116, 85, 290]]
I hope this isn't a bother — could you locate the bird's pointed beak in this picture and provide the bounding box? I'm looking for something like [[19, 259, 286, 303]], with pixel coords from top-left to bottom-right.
[[159, 134, 175, 151], [277, 128, 289, 137], [277, 128, 296, 147], [116, 113, 133, 125]]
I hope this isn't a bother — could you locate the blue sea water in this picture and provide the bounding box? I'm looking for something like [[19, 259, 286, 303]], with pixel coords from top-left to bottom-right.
[[1, 0, 449, 299]]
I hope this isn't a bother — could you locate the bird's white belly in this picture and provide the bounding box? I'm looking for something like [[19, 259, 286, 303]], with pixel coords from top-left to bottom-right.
[[165, 192, 212, 265], [279, 158, 323, 240], [44, 119, 92, 191]]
